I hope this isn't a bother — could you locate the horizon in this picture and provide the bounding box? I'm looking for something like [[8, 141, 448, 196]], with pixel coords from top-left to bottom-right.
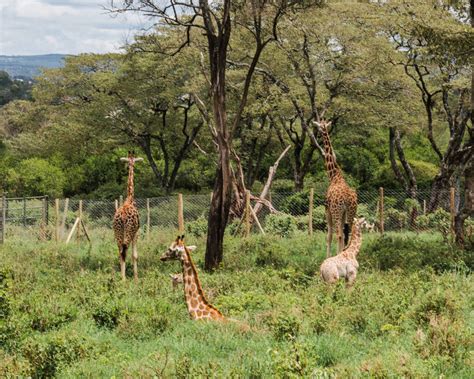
[[0, 1, 151, 56]]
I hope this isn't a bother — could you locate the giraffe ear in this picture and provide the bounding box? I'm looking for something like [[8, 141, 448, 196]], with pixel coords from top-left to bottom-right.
[[187, 245, 197, 252]]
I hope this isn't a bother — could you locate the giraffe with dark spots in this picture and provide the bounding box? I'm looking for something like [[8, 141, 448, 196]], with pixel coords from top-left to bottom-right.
[[160, 236, 226, 321], [315, 120, 358, 257], [113, 151, 143, 281]]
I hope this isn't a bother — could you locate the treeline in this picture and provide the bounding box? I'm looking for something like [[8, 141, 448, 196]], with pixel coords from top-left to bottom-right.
[[0, 1, 472, 205]]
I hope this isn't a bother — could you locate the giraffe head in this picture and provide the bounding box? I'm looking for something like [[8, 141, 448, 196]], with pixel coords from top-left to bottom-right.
[[312, 119, 332, 134], [160, 235, 196, 262], [120, 150, 144, 166]]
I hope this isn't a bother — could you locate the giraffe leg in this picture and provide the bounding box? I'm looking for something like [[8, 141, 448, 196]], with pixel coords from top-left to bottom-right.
[[326, 208, 333, 257], [132, 239, 138, 282], [337, 219, 344, 253], [346, 269, 357, 288], [119, 244, 127, 281]]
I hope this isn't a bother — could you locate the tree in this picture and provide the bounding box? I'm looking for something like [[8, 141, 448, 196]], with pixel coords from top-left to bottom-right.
[[110, 0, 305, 270]]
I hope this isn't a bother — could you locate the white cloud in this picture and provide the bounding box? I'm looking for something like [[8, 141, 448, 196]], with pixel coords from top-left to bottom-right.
[[0, 0, 151, 55]]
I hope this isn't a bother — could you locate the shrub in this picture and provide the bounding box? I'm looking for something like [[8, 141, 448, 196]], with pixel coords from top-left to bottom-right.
[[281, 191, 310, 215], [265, 213, 297, 237], [360, 235, 473, 272], [186, 216, 208, 238], [92, 302, 121, 329], [270, 314, 300, 341], [7, 158, 66, 197], [417, 209, 450, 241], [22, 332, 92, 378]]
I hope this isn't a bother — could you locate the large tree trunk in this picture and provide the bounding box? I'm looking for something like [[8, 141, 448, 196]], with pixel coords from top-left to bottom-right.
[[204, 0, 232, 270]]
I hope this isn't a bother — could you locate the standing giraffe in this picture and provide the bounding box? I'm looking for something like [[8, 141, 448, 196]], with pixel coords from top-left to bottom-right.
[[316, 120, 358, 256], [320, 217, 364, 287], [113, 151, 142, 281], [160, 236, 226, 321]]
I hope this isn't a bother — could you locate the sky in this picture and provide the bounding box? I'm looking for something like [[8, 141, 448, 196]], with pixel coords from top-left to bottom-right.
[[0, 0, 151, 56]]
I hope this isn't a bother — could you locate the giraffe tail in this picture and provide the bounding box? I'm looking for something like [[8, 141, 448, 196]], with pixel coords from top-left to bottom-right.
[[121, 244, 128, 259]]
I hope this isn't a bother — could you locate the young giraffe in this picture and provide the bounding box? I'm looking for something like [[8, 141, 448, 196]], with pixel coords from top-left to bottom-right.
[[316, 120, 358, 257], [113, 151, 142, 281], [160, 236, 226, 321], [320, 217, 364, 287]]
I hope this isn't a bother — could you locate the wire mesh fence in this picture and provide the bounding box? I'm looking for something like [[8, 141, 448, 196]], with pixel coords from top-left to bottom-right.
[[0, 188, 472, 244]]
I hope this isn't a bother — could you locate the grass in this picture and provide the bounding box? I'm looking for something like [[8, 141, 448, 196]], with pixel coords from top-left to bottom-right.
[[0, 229, 473, 378]]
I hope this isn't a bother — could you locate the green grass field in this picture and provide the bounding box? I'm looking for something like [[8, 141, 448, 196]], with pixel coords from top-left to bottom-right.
[[0, 230, 473, 378]]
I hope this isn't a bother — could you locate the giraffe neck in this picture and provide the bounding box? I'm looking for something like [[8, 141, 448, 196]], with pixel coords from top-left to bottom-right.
[[127, 163, 135, 200], [343, 223, 362, 258], [320, 125, 343, 182], [181, 249, 223, 319]]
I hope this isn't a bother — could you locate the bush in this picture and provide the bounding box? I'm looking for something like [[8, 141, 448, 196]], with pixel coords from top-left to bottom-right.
[[360, 235, 473, 272], [265, 214, 297, 237], [417, 209, 450, 240], [281, 191, 310, 215], [7, 158, 66, 197], [22, 332, 92, 378], [186, 216, 208, 238], [92, 302, 121, 329]]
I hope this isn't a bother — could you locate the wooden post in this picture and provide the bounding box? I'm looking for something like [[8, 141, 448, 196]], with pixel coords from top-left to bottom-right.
[[23, 197, 27, 227], [43, 196, 49, 226], [61, 198, 69, 239], [55, 199, 60, 242], [245, 190, 251, 237], [379, 187, 384, 235], [1, 196, 6, 244], [423, 199, 427, 215], [77, 200, 83, 241], [115, 199, 118, 211], [119, 195, 123, 207], [178, 193, 184, 233], [146, 198, 150, 242], [450, 187, 455, 238], [308, 188, 314, 236]]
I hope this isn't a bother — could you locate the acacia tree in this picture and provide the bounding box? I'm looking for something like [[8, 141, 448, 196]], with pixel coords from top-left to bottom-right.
[[111, 0, 307, 269], [33, 52, 203, 194], [384, 1, 474, 213]]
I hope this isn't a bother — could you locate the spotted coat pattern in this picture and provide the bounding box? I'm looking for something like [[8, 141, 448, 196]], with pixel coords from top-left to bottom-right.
[[318, 120, 358, 256], [320, 217, 364, 287], [113, 152, 140, 281]]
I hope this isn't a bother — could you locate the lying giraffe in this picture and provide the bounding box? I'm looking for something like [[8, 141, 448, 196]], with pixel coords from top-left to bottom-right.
[[160, 236, 226, 321], [320, 217, 364, 287]]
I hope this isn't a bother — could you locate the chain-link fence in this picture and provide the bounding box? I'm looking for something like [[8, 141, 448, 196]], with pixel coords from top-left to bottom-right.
[[0, 188, 472, 243]]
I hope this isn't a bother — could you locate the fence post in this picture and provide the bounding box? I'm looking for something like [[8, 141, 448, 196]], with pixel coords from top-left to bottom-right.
[[44, 196, 49, 226], [146, 198, 150, 242], [23, 197, 27, 227], [423, 199, 426, 215], [379, 187, 384, 235], [178, 193, 184, 233], [77, 200, 83, 241], [1, 196, 6, 244], [61, 198, 69, 239], [115, 199, 118, 211], [119, 195, 123, 207], [55, 199, 60, 242], [308, 188, 314, 236], [245, 190, 251, 237], [450, 187, 455, 239]]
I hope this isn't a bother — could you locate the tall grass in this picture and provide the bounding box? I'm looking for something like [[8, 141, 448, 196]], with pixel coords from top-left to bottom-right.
[[0, 231, 472, 377]]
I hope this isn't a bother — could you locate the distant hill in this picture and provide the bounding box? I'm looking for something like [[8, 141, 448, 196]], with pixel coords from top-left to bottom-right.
[[0, 54, 68, 79]]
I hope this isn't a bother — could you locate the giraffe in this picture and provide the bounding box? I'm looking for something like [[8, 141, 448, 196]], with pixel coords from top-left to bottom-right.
[[170, 273, 184, 290], [320, 217, 364, 287], [160, 236, 226, 321], [316, 120, 358, 257], [113, 151, 143, 281]]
